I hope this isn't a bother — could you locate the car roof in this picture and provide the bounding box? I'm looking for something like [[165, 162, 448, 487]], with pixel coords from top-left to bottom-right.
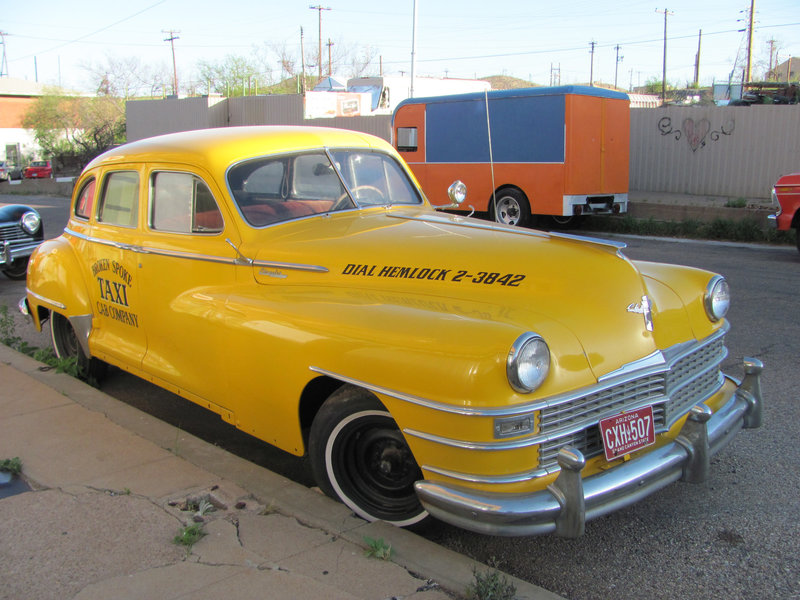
[[85, 126, 395, 175]]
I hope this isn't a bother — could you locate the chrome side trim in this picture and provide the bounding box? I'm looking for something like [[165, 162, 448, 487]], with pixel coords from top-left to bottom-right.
[[252, 259, 329, 273], [25, 288, 66, 310], [415, 359, 764, 537], [309, 366, 490, 416], [66, 228, 328, 273]]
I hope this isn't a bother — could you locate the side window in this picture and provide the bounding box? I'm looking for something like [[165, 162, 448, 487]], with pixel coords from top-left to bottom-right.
[[150, 172, 223, 234], [98, 172, 139, 227], [396, 127, 418, 152], [75, 178, 96, 219]]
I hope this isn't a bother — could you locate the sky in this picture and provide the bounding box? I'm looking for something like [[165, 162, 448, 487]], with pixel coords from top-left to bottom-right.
[[2, 0, 799, 94]]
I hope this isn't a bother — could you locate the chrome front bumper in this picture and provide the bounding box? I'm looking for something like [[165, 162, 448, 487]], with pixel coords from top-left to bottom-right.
[[0, 240, 42, 265], [415, 357, 764, 537]]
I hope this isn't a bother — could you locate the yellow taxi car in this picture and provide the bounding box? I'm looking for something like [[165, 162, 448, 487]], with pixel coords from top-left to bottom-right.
[[21, 126, 763, 536]]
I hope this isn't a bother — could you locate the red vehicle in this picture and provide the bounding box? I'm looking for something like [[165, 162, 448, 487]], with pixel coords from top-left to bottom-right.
[[768, 172, 800, 252], [23, 160, 53, 179]]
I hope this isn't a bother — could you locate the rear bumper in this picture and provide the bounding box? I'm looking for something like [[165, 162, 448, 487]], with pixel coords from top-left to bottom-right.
[[563, 193, 628, 216], [415, 357, 763, 537]]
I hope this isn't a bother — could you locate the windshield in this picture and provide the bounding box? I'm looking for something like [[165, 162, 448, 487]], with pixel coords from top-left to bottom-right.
[[227, 149, 422, 227]]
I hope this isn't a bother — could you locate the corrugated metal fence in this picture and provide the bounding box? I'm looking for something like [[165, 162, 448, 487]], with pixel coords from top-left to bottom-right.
[[127, 96, 800, 199], [630, 105, 800, 199], [127, 95, 392, 145]]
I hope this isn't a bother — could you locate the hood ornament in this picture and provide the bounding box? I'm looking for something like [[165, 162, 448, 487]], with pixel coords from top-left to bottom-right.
[[627, 295, 654, 332]]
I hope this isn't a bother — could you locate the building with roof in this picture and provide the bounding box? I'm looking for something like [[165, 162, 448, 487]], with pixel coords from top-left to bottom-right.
[[0, 77, 47, 165]]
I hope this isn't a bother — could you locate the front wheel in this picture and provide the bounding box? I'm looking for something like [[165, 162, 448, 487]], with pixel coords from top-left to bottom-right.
[[2, 258, 29, 280], [50, 312, 106, 383], [309, 385, 428, 527], [796, 228, 800, 254], [490, 189, 530, 227]]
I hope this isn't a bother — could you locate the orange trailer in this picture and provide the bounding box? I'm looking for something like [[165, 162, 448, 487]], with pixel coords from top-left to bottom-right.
[[392, 86, 630, 227]]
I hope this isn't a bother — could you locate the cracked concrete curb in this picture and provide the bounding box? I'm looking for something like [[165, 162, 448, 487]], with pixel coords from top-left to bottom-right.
[[0, 343, 562, 600]]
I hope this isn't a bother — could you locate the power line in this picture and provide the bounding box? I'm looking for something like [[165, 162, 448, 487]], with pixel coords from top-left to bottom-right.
[[10, 0, 167, 62]]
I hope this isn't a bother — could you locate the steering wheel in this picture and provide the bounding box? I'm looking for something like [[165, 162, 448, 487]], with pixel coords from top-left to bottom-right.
[[332, 185, 386, 210]]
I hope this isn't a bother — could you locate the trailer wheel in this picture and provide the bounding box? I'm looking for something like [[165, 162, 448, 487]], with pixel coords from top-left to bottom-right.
[[490, 189, 530, 227], [548, 214, 585, 229]]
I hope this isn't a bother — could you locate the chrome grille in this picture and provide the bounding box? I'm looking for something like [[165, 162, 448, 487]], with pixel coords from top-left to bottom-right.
[[0, 223, 27, 243], [538, 334, 726, 471]]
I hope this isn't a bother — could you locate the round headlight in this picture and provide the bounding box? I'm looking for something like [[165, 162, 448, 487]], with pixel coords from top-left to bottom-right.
[[704, 275, 730, 322], [21, 211, 41, 235], [507, 333, 550, 393], [447, 180, 467, 205]]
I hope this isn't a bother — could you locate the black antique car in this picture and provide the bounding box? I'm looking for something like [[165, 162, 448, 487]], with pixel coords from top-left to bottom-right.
[[0, 204, 43, 279]]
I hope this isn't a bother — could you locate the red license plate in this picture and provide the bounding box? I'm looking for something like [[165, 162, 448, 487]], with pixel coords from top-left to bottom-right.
[[599, 406, 655, 461]]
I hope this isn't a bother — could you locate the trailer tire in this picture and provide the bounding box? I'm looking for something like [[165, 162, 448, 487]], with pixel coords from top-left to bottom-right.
[[490, 189, 530, 227]]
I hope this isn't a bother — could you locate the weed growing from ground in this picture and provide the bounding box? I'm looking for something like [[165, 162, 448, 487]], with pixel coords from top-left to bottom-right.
[[173, 523, 206, 552], [582, 215, 794, 245], [363, 536, 393, 560], [466, 567, 517, 600], [0, 305, 79, 374], [0, 457, 22, 476]]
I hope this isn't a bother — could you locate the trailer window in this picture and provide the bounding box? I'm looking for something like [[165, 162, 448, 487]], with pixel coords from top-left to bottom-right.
[[397, 127, 418, 152]]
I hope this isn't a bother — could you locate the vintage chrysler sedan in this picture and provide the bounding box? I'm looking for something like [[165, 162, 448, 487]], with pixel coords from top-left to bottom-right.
[[0, 204, 43, 280], [21, 126, 763, 536]]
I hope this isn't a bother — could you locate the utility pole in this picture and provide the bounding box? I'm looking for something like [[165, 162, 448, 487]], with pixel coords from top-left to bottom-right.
[[550, 63, 561, 86], [309, 5, 331, 82], [0, 31, 8, 78], [694, 29, 702, 86], [656, 9, 673, 103], [300, 27, 307, 93], [614, 45, 623, 89], [766, 38, 777, 80], [410, 0, 418, 98], [326, 38, 334, 77], [589, 40, 596, 86], [163, 30, 180, 96], [744, 0, 755, 84]]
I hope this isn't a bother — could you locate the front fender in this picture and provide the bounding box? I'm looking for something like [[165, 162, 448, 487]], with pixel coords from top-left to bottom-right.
[[26, 237, 92, 330]]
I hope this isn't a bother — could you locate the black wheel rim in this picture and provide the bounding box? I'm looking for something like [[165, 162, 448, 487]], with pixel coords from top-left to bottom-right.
[[329, 412, 423, 522]]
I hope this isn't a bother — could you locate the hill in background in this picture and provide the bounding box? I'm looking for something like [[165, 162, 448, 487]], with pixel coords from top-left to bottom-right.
[[481, 75, 539, 90]]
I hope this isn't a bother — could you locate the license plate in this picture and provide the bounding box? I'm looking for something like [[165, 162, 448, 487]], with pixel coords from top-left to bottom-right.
[[599, 406, 655, 461]]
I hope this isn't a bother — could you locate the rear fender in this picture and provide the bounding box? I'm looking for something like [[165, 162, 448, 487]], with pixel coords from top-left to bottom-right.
[[26, 238, 93, 334]]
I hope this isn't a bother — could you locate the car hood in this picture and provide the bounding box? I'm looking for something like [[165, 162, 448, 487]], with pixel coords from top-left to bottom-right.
[[0, 204, 37, 223], [248, 208, 696, 380]]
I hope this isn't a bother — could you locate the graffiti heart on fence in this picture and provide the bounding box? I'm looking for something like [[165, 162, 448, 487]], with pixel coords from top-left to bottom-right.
[[657, 116, 735, 152]]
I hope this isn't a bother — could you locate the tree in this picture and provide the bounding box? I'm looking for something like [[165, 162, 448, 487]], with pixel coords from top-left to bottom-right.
[[83, 54, 171, 99], [197, 53, 276, 96], [22, 89, 125, 172]]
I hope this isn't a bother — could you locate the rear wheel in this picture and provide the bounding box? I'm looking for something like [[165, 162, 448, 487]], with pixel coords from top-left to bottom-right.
[[796, 228, 799, 253], [50, 312, 106, 383], [490, 189, 530, 227], [309, 385, 428, 527]]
